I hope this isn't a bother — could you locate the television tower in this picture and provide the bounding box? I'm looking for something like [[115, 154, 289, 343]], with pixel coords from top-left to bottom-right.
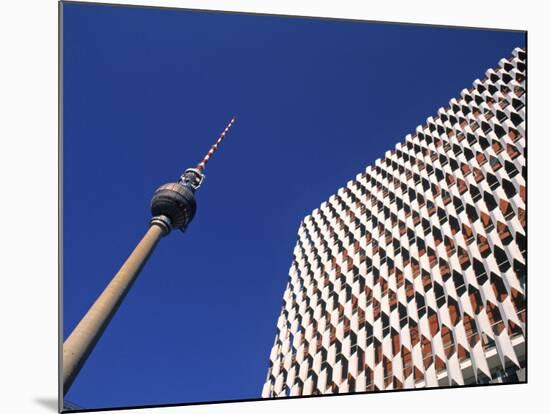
[[62, 116, 237, 396]]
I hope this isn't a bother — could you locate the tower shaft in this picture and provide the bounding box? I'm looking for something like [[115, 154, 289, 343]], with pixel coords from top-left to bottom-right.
[[63, 218, 170, 395]]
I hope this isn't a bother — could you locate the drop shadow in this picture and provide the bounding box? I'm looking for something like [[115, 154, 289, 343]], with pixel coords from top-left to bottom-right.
[[34, 397, 58, 412]]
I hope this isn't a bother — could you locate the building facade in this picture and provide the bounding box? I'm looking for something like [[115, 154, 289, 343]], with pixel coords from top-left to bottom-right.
[[262, 48, 526, 397]]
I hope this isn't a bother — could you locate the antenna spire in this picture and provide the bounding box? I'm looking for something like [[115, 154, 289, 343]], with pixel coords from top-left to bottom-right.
[[197, 116, 236, 172], [179, 116, 237, 190]]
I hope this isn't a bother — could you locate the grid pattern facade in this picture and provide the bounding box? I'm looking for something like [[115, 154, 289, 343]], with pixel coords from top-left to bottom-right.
[[262, 48, 526, 397]]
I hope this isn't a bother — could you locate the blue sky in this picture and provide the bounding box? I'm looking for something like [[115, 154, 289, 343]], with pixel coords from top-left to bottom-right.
[[62, 2, 525, 409]]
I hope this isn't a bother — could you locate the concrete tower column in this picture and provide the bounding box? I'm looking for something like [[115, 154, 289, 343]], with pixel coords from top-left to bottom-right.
[[63, 216, 171, 395]]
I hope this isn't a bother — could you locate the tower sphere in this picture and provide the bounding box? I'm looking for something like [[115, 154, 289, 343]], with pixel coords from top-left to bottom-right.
[[150, 182, 197, 230]]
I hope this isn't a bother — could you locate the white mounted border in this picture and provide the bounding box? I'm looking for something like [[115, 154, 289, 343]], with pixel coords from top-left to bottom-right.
[[1, 1, 548, 414]]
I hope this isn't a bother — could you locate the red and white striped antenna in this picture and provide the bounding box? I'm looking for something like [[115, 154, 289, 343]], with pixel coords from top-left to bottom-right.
[[197, 115, 237, 172], [180, 116, 237, 190]]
